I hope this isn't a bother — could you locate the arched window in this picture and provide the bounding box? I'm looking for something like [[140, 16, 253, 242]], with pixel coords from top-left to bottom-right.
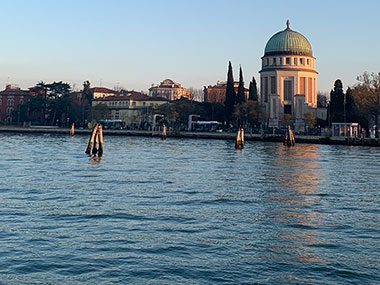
[[6, 107, 14, 115]]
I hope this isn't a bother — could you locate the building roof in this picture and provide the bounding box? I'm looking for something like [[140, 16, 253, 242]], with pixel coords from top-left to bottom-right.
[[0, 85, 31, 96], [264, 20, 312, 57], [93, 93, 168, 102], [91, 87, 115, 93]]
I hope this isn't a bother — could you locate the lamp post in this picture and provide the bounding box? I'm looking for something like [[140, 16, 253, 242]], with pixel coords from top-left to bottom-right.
[[344, 91, 346, 137]]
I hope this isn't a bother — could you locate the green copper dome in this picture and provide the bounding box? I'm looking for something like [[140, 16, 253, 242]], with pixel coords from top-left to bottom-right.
[[264, 20, 312, 57]]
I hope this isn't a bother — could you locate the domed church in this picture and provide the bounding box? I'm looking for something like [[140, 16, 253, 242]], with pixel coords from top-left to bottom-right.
[[259, 20, 317, 131]]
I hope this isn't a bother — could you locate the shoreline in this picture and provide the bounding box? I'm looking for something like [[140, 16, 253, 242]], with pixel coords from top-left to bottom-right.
[[0, 126, 379, 147]]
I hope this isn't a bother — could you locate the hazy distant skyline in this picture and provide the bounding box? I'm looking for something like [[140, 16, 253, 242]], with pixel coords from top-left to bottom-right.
[[1, 0, 379, 93]]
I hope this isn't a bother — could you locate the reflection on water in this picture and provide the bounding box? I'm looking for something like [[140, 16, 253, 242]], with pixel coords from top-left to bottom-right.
[[0, 134, 379, 284], [264, 144, 325, 276]]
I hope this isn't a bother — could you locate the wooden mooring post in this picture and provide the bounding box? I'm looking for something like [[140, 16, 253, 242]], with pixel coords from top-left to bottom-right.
[[85, 123, 99, 155], [162, 124, 167, 140], [235, 128, 244, 150], [70, 123, 75, 136], [98, 124, 104, 157], [284, 125, 295, 146]]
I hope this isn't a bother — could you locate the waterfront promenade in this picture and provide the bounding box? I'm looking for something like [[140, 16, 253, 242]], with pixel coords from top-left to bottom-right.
[[1, 125, 379, 146]]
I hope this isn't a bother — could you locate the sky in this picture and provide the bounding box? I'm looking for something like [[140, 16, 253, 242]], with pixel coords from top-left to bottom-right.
[[0, 0, 379, 94]]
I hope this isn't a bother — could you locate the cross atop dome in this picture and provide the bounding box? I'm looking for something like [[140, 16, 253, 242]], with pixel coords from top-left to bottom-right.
[[286, 19, 291, 30]]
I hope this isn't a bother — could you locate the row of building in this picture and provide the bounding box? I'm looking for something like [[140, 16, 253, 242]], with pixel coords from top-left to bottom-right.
[[0, 78, 248, 123], [2, 20, 326, 132]]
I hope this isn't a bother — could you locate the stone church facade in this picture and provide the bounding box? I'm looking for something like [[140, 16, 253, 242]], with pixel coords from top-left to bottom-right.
[[259, 20, 317, 132]]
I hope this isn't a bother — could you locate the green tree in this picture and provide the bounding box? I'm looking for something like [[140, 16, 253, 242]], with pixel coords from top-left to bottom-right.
[[233, 101, 264, 127], [329, 79, 345, 122], [236, 66, 246, 104], [91, 103, 109, 121], [45, 81, 71, 125], [304, 111, 315, 128], [224, 61, 236, 127], [83, 80, 93, 103], [248, 76, 258, 101], [81, 80, 93, 125]]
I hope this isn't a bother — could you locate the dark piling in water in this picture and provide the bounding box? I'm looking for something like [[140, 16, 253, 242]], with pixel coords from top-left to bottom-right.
[[235, 128, 244, 149], [85, 123, 98, 154], [284, 125, 295, 146], [98, 124, 104, 157], [162, 124, 167, 140], [92, 127, 99, 155], [70, 123, 75, 137]]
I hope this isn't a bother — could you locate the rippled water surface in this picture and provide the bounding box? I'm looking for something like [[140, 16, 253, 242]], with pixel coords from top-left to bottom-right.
[[0, 133, 379, 284]]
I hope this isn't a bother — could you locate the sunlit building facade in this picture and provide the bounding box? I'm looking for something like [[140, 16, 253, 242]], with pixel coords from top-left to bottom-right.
[[149, 79, 191, 101], [259, 20, 318, 131], [204, 81, 249, 103], [92, 92, 168, 127]]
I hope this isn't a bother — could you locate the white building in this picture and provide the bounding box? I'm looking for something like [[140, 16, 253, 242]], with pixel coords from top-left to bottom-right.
[[259, 20, 318, 132]]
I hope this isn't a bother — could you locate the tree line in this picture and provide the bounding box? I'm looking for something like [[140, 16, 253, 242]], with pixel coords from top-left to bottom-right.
[[328, 72, 380, 130], [18, 81, 93, 127]]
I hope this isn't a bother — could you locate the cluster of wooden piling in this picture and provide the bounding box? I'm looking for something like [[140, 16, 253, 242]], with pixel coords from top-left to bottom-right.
[[235, 128, 244, 149], [284, 125, 295, 146], [162, 124, 167, 140], [85, 123, 104, 157]]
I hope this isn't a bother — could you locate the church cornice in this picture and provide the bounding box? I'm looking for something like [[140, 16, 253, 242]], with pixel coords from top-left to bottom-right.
[[259, 67, 318, 74]]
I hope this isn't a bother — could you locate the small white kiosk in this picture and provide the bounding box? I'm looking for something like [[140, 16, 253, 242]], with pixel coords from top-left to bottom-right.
[[332, 122, 360, 137]]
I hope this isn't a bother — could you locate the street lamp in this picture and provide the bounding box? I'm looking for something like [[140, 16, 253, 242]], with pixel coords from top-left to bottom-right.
[[344, 91, 346, 137]]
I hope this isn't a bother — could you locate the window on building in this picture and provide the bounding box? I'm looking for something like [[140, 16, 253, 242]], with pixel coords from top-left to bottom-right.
[[300, 77, 306, 95], [284, 79, 293, 101], [307, 59, 310, 65], [270, 76, 276, 94], [19, 99, 23, 105], [143, 102, 146, 106], [294, 58, 298, 65], [308, 78, 313, 103], [264, 77, 269, 102], [272, 58, 276, 65], [0, 98, 2, 105], [286, 57, 290, 65], [266, 58, 269, 66], [300, 58, 304, 65], [280, 57, 283, 65], [132, 102, 136, 106], [6, 107, 13, 116], [284, 104, 292, 114]]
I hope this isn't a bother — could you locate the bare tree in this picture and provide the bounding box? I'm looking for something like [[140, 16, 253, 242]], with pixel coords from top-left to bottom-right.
[[189, 87, 204, 102]]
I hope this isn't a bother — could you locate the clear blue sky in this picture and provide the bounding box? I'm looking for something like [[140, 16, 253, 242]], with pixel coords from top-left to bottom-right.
[[1, 0, 379, 94]]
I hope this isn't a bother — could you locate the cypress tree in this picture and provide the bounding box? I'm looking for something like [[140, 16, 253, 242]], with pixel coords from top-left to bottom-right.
[[236, 66, 246, 104], [330, 79, 345, 122], [225, 61, 236, 126], [248, 76, 258, 101]]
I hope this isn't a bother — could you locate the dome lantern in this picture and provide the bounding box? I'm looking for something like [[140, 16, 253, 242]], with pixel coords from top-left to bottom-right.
[[264, 20, 312, 57]]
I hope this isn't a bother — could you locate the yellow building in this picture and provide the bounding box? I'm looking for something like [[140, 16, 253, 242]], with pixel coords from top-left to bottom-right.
[[92, 87, 116, 99], [92, 91, 168, 127], [260, 20, 318, 131]]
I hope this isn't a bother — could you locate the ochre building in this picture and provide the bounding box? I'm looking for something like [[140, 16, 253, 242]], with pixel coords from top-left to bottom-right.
[[204, 81, 248, 103], [259, 20, 317, 131], [149, 79, 191, 101], [92, 92, 168, 127]]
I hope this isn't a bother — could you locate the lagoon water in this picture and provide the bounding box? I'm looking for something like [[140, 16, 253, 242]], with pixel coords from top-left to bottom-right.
[[0, 133, 379, 284]]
